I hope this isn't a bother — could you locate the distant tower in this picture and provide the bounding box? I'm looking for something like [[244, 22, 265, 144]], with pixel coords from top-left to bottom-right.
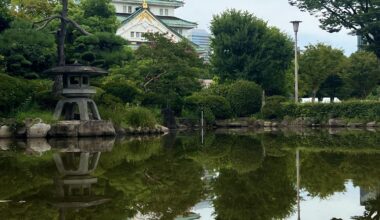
[[187, 29, 212, 62]]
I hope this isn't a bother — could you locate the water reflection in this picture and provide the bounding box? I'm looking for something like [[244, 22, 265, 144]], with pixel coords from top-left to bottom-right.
[[1, 130, 380, 219]]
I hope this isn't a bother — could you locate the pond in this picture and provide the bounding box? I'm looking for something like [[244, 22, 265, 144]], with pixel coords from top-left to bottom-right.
[[1, 129, 380, 220]]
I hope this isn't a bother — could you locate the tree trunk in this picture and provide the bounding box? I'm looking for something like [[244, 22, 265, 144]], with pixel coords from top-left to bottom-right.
[[53, 0, 68, 95]]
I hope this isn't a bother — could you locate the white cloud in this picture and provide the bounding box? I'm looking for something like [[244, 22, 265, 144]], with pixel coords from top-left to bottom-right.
[[177, 0, 357, 55]]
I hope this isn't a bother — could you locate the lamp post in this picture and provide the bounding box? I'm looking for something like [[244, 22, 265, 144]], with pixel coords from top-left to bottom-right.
[[291, 21, 302, 103]]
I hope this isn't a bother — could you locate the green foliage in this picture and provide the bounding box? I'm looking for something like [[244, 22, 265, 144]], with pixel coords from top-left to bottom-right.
[[0, 0, 12, 32], [9, 0, 58, 19], [120, 33, 203, 113], [102, 80, 141, 103], [14, 108, 56, 124], [211, 9, 293, 95], [227, 80, 263, 117], [0, 20, 56, 77], [184, 94, 232, 119], [76, 0, 119, 33], [289, 0, 380, 58], [299, 43, 346, 100], [343, 51, 380, 99], [124, 106, 157, 128], [0, 73, 32, 116], [262, 96, 288, 119], [272, 101, 380, 121], [71, 32, 131, 68]]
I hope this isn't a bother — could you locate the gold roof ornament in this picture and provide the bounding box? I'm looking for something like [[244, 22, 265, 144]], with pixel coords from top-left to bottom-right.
[[143, 0, 148, 9]]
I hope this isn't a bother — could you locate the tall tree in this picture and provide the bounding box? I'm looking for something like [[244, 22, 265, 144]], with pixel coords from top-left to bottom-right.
[[33, 0, 91, 95], [344, 51, 380, 99], [299, 43, 346, 102], [0, 0, 12, 32], [211, 9, 293, 95], [10, 0, 58, 19], [289, 0, 380, 58]]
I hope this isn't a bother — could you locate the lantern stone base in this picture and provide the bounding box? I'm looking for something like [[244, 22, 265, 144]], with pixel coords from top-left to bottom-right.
[[54, 98, 101, 121]]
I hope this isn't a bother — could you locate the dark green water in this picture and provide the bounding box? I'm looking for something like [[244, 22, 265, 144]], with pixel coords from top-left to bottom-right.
[[1, 129, 380, 220]]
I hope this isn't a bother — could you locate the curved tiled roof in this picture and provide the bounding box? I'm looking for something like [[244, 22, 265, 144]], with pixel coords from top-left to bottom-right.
[[113, 0, 184, 7]]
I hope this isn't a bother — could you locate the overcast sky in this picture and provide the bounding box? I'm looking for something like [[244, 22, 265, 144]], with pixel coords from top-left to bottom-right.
[[176, 0, 357, 55]]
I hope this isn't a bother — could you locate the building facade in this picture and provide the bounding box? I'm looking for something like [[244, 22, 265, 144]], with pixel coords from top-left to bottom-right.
[[112, 0, 197, 48]]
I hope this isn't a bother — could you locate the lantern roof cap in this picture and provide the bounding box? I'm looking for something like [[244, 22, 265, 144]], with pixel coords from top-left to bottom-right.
[[44, 64, 108, 76]]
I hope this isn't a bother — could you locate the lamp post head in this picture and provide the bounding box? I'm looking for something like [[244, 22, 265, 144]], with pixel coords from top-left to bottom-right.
[[291, 21, 302, 33]]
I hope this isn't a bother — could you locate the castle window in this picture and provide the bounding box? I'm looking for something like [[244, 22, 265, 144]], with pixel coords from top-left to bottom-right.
[[165, 9, 169, 16], [136, 32, 141, 38], [160, 8, 164, 15], [131, 32, 135, 38], [123, 5, 127, 13], [128, 6, 132, 13]]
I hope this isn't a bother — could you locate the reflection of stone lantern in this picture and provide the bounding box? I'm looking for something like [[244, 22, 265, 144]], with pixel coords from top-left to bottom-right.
[[45, 64, 107, 121]]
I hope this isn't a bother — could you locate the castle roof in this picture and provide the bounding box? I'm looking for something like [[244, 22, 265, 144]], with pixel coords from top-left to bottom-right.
[[117, 12, 197, 29], [113, 0, 184, 8]]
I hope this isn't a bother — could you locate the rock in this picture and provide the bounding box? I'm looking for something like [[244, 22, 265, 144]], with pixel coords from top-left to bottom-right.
[[271, 122, 279, 127], [253, 120, 265, 127], [347, 122, 365, 128], [0, 139, 12, 150], [27, 122, 51, 138], [78, 120, 116, 137], [49, 121, 81, 137], [264, 121, 272, 127], [328, 119, 346, 127], [367, 121, 377, 127], [0, 125, 13, 138], [157, 125, 169, 133], [114, 126, 126, 136]]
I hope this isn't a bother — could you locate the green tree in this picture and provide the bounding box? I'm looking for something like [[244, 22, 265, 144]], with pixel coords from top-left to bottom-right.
[[0, 0, 12, 32], [344, 51, 380, 99], [119, 33, 203, 113], [289, 0, 380, 58], [211, 9, 293, 95], [317, 74, 345, 100], [10, 0, 58, 19], [0, 20, 56, 78], [73, 0, 119, 33], [299, 43, 346, 102]]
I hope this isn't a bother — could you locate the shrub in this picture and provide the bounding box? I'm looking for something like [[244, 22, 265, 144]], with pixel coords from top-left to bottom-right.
[[227, 80, 263, 117], [271, 101, 380, 122], [0, 73, 32, 116], [102, 81, 140, 103], [262, 96, 288, 119], [15, 108, 56, 124], [125, 106, 157, 128], [184, 94, 232, 119]]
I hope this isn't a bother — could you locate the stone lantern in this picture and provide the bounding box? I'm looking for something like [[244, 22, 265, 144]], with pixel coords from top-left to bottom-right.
[[45, 64, 107, 121]]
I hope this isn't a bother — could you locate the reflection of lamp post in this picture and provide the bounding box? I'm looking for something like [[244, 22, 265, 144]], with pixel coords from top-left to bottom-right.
[[296, 148, 301, 220], [291, 21, 302, 103]]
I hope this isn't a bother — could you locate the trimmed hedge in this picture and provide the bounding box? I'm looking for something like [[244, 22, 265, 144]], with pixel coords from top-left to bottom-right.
[[268, 101, 380, 121], [184, 94, 232, 119], [261, 96, 288, 119], [227, 80, 262, 117]]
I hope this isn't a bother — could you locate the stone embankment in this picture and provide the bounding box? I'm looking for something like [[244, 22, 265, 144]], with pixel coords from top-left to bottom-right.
[[214, 117, 380, 129], [0, 119, 169, 138]]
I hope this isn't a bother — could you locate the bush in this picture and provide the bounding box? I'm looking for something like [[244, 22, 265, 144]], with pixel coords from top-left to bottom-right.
[[184, 94, 232, 119], [0, 73, 32, 116], [15, 108, 56, 124], [262, 96, 288, 119], [227, 80, 263, 117], [102, 81, 140, 103], [271, 101, 380, 121], [125, 106, 157, 128]]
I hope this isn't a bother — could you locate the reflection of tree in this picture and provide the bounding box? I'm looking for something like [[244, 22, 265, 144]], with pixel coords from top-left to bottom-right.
[[99, 137, 163, 169], [103, 146, 205, 219], [301, 152, 346, 198], [212, 156, 296, 220], [189, 134, 264, 174]]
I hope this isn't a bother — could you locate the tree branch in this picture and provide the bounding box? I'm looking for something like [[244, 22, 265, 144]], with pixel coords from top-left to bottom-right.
[[33, 15, 62, 30], [65, 18, 92, 36]]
